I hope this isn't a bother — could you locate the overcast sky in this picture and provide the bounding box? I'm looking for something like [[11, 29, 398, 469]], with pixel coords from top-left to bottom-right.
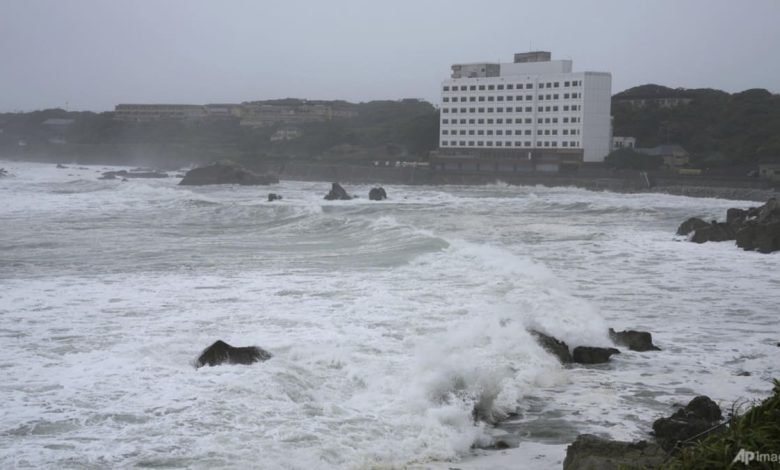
[[1, 0, 779, 112]]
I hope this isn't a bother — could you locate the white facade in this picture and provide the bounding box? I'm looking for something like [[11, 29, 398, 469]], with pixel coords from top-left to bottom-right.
[[439, 55, 612, 163]]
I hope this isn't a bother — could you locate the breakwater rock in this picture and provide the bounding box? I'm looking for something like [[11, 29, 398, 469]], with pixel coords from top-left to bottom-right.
[[678, 198, 780, 253], [180, 162, 278, 186], [195, 340, 272, 368]]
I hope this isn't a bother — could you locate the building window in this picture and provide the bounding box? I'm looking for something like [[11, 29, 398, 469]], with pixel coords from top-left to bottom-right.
[[487, 130, 493, 135], [553, 94, 559, 99], [497, 96, 504, 101], [469, 108, 476, 113], [496, 130, 503, 135], [562, 141, 568, 147], [443, 86, 449, 92], [450, 140, 456, 145], [563, 105, 569, 111], [524, 118, 531, 124], [537, 106, 543, 112], [562, 129, 568, 135], [469, 85, 476, 91], [478, 130, 484, 135], [496, 141, 503, 147], [525, 83, 533, 89], [552, 130, 558, 135], [552, 141, 557, 147], [525, 141, 532, 146], [460, 108, 466, 112], [544, 129, 550, 135], [459, 130, 466, 135], [478, 96, 485, 102], [507, 84, 514, 90], [468, 129, 475, 135], [488, 85, 495, 90], [497, 84, 504, 90], [460, 86, 467, 91], [539, 95, 544, 101], [554, 82, 559, 88], [506, 96, 513, 101], [525, 107, 532, 112], [545, 106, 551, 112], [468, 141, 474, 146], [442, 108, 449, 113], [469, 96, 476, 102], [496, 118, 503, 124], [545, 118, 551, 123], [553, 106, 558, 112], [479, 85, 485, 91], [459, 140, 466, 145], [487, 141, 493, 147], [478, 118, 484, 124], [460, 119, 466, 124], [487, 108, 494, 113], [564, 81, 570, 87], [468, 119, 475, 124], [477, 107, 484, 113], [524, 129, 531, 135], [443, 97, 449, 102], [497, 107, 503, 113], [537, 118, 543, 124], [487, 119, 494, 124], [442, 130, 448, 135], [487, 96, 494, 102], [478, 141, 484, 146]]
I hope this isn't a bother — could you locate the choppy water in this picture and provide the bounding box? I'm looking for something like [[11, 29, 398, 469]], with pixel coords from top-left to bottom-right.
[[1, 161, 778, 469]]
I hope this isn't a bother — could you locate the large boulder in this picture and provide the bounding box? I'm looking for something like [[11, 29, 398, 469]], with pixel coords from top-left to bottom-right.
[[563, 434, 668, 470], [195, 340, 272, 368], [368, 187, 387, 201], [324, 182, 352, 200], [572, 346, 620, 364], [530, 330, 572, 363], [179, 162, 278, 186], [652, 396, 722, 450], [267, 193, 282, 202], [609, 328, 660, 352], [676, 217, 710, 236], [681, 199, 780, 253], [690, 222, 737, 243]]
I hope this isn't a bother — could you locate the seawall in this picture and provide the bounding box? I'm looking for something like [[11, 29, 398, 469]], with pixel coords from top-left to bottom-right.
[[272, 162, 778, 202]]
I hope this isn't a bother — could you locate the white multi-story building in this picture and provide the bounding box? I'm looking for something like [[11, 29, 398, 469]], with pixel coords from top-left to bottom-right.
[[433, 52, 612, 172]]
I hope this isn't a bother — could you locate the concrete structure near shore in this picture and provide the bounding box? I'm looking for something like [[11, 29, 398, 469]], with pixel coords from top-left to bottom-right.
[[433, 51, 612, 174]]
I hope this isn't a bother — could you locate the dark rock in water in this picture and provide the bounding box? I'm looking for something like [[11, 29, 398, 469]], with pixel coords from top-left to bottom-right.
[[652, 396, 722, 450], [0, 168, 7, 177], [56, 164, 68, 169], [195, 340, 272, 368], [681, 198, 780, 253], [368, 187, 387, 201], [268, 193, 282, 202], [572, 346, 620, 364], [726, 208, 748, 225], [676, 217, 709, 236], [530, 330, 572, 363], [324, 182, 352, 200], [179, 162, 278, 186], [690, 222, 736, 243], [609, 328, 660, 352], [736, 370, 751, 376], [563, 434, 668, 470]]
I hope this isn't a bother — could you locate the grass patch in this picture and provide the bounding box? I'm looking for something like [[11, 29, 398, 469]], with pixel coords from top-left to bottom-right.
[[658, 379, 780, 469]]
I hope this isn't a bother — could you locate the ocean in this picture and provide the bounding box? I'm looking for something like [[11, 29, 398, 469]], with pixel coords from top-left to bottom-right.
[[1, 161, 778, 469]]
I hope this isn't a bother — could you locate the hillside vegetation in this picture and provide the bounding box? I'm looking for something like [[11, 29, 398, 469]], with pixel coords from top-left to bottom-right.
[[613, 85, 780, 166]]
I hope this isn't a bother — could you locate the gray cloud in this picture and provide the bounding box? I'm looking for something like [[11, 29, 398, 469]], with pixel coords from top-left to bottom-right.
[[1, 0, 779, 112]]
